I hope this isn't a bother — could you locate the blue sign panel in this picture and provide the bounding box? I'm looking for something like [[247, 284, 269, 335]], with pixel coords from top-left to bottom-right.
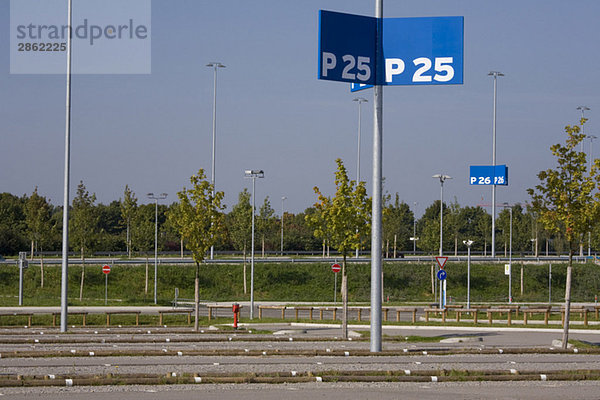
[[437, 270, 447, 281], [469, 165, 509, 186], [382, 17, 464, 85], [351, 82, 374, 92], [319, 11, 464, 86], [318, 10, 376, 85]]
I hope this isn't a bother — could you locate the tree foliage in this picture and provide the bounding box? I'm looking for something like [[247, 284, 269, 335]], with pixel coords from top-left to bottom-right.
[[527, 119, 599, 348]]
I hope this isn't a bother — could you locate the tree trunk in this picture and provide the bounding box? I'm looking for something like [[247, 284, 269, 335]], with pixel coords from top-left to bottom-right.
[[79, 251, 85, 302], [322, 241, 325, 258], [31, 240, 34, 260], [262, 236, 265, 258], [127, 223, 131, 258], [194, 262, 200, 332], [385, 239, 389, 259], [180, 238, 184, 259], [243, 244, 247, 294], [40, 247, 44, 288], [561, 249, 574, 349], [393, 235, 397, 259], [454, 236, 458, 257], [341, 255, 348, 340]]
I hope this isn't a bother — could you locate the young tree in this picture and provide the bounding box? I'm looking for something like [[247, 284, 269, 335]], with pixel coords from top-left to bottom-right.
[[528, 119, 599, 349], [24, 187, 53, 287], [70, 181, 98, 301], [120, 185, 137, 258], [382, 194, 413, 256], [257, 196, 277, 257], [168, 169, 225, 331], [229, 189, 252, 293], [306, 159, 371, 339]]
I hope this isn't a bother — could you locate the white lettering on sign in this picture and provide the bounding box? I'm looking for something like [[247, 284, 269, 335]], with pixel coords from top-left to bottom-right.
[[385, 58, 405, 82], [322, 52, 336, 77], [322, 53, 455, 84], [321, 53, 371, 82]]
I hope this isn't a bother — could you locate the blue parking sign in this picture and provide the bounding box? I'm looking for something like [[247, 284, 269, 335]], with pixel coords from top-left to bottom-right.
[[318, 10, 376, 85], [319, 11, 463, 86]]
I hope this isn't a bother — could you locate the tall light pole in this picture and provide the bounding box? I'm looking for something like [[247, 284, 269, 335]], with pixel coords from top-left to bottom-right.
[[60, 0, 74, 333], [245, 170, 264, 319], [463, 240, 473, 308], [370, 0, 384, 353], [488, 71, 504, 259], [503, 202, 513, 303], [577, 106, 590, 153], [432, 174, 452, 257], [413, 202, 418, 254], [589, 135, 597, 171], [280, 196, 287, 256], [354, 97, 367, 259], [207, 62, 225, 260], [147, 192, 167, 305]]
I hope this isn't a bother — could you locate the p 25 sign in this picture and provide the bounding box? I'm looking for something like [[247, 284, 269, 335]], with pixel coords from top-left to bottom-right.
[[318, 11, 463, 86]]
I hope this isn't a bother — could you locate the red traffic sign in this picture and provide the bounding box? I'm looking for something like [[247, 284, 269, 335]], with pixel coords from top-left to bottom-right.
[[102, 264, 111, 275], [331, 263, 341, 273], [435, 257, 448, 270]]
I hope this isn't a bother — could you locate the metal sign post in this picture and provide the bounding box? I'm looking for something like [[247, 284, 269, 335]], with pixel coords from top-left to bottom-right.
[[18, 252, 28, 306], [318, 2, 463, 353], [103, 264, 111, 305]]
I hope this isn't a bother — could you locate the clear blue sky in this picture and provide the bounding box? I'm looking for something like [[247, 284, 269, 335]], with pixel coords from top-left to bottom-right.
[[1, 0, 598, 215]]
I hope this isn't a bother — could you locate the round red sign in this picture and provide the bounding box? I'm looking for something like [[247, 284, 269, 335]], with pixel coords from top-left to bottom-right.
[[102, 264, 111, 274], [331, 263, 341, 273]]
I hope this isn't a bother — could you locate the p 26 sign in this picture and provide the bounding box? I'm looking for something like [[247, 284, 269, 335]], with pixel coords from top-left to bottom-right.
[[469, 165, 509, 186], [318, 11, 463, 86]]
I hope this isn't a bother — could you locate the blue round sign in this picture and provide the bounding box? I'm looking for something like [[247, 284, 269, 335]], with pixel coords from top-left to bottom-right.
[[437, 269, 447, 280]]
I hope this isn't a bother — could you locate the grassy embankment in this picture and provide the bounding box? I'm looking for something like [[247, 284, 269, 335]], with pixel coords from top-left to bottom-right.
[[1, 260, 599, 307]]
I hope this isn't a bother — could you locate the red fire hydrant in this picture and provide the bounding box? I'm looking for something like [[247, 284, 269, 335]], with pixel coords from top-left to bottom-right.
[[232, 303, 240, 329]]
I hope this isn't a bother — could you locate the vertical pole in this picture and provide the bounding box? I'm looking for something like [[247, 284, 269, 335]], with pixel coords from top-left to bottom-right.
[[154, 199, 158, 305], [105, 272, 108, 306], [491, 74, 497, 259], [355, 99, 363, 259], [509, 207, 512, 303], [60, 0, 73, 333], [281, 197, 286, 256], [467, 245, 471, 309], [334, 272, 337, 303], [250, 177, 256, 319], [549, 263, 552, 304], [210, 65, 218, 260], [18, 258, 24, 306], [370, 0, 383, 353], [439, 180, 443, 309]]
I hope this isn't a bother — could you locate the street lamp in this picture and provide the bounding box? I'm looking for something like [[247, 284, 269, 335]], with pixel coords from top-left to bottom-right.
[[588, 135, 596, 257], [577, 106, 590, 153], [147, 192, 167, 305], [280, 196, 287, 256], [432, 174, 452, 257], [207, 62, 226, 260], [463, 240, 474, 309], [353, 97, 367, 259], [488, 71, 504, 259], [245, 170, 264, 319]]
